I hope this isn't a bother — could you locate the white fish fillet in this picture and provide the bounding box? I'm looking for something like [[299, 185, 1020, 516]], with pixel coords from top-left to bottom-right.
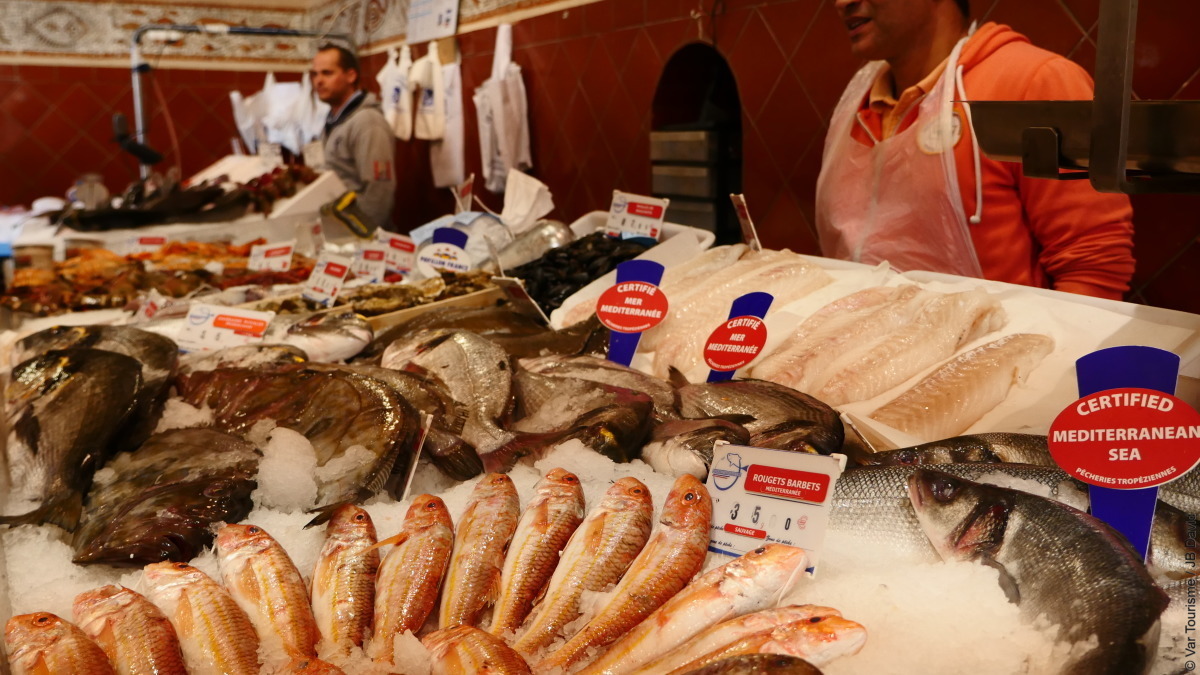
[[870, 333, 1055, 439], [649, 254, 831, 378]]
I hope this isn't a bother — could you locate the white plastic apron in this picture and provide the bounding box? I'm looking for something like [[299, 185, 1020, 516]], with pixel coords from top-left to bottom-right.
[[815, 36, 982, 277]]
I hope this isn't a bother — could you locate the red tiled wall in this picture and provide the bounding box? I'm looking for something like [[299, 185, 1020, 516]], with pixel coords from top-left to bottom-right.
[[2, 0, 1198, 312]]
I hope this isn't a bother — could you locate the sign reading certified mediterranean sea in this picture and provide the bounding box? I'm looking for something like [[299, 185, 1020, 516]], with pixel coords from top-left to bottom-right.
[[595, 281, 669, 333], [177, 303, 275, 353], [1048, 387, 1200, 489], [704, 315, 768, 371], [706, 443, 845, 573]]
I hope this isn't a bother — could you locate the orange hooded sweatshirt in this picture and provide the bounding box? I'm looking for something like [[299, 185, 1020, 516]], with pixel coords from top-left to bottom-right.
[[850, 22, 1135, 300]]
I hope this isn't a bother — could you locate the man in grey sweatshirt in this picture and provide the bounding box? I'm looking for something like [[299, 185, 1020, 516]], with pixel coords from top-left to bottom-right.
[[312, 43, 396, 231]]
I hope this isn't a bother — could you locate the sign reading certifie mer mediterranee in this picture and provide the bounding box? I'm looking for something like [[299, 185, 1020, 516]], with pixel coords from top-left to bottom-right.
[[706, 442, 846, 574], [595, 281, 669, 334], [1048, 388, 1200, 489]]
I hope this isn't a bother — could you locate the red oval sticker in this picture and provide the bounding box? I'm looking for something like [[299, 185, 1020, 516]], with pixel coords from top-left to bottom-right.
[[595, 281, 669, 333], [1047, 387, 1200, 489], [704, 315, 768, 372]]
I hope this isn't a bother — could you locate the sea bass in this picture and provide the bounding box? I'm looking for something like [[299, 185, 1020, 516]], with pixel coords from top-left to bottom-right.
[[271, 308, 374, 363], [424, 625, 532, 675], [370, 495, 454, 663], [440, 473, 521, 629], [678, 653, 824, 675], [491, 468, 586, 638], [536, 474, 713, 673], [909, 468, 1169, 675], [216, 524, 320, 664], [519, 355, 681, 423], [663, 616, 867, 674], [642, 418, 752, 479], [5, 612, 114, 675], [580, 544, 808, 675], [142, 561, 261, 675], [1, 348, 143, 530], [512, 477, 654, 657], [674, 375, 844, 455], [629, 606, 842, 675], [73, 428, 259, 566], [72, 585, 187, 675], [859, 433, 1053, 467], [870, 333, 1054, 440], [311, 505, 379, 657]]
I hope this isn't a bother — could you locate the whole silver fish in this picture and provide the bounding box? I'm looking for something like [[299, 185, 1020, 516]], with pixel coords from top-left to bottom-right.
[[496, 218, 575, 270], [272, 308, 374, 363], [910, 468, 1169, 675], [860, 433, 1053, 467], [408, 332, 515, 454], [642, 418, 752, 480], [1, 348, 143, 531], [672, 374, 843, 455], [1162, 468, 1200, 514], [520, 355, 681, 422], [178, 344, 308, 375]]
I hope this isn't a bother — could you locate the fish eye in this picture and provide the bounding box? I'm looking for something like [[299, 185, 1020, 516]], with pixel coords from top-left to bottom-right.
[[810, 616, 824, 623], [426, 501, 438, 510], [929, 477, 960, 502], [175, 563, 189, 569], [34, 615, 50, 625], [247, 526, 260, 534], [354, 513, 366, 522], [684, 492, 696, 501], [631, 488, 643, 494], [754, 547, 766, 554], [564, 476, 578, 483]]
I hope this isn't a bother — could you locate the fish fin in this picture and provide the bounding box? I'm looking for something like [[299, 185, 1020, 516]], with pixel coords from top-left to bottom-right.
[[486, 568, 504, 607], [365, 531, 410, 553], [667, 366, 690, 388], [713, 414, 757, 425], [305, 502, 350, 529], [979, 554, 1020, 604], [0, 493, 83, 532]]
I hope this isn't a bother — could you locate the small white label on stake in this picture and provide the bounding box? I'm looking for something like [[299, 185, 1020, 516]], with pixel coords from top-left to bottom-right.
[[352, 243, 389, 283], [605, 190, 668, 240], [248, 239, 296, 272], [706, 443, 845, 574], [730, 194, 763, 252], [376, 231, 417, 275], [176, 303, 276, 353], [302, 253, 353, 305], [126, 235, 166, 256]]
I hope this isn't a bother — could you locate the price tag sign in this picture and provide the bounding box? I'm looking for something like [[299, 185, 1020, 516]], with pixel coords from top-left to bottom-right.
[[706, 443, 845, 573], [134, 289, 167, 322], [248, 239, 296, 272], [302, 253, 353, 306], [604, 190, 669, 240], [176, 303, 276, 353], [376, 231, 417, 274], [492, 276, 550, 325], [126, 235, 166, 256], [705, 292, 774, 382], [453, 173, 475, 214], [416, 228, 471, 277], [351, 243, 389, 283], [600, 259, 667, 367], [730, 193, 763, 252]]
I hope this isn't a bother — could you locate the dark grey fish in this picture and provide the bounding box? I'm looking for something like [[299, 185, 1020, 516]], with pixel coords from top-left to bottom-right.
[[364, 305, 548, 360], [643, 417, 752, 479], [671, 371, 843, 455], [1161, 468, 1200, 514], [178, 344, 308, 375], [72, 428, 259, 566], [1, 348, 143, 531], [909, 468, 1168, 675], [750, 420, 828, 455], [1150, 501, 1200, 582], [680, 654, 824, 675], [861, 433, 1053, 467], [15, 325, 179, 449], [521, 354, 679, 422]]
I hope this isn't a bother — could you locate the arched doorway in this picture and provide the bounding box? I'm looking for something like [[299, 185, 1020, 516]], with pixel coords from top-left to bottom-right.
[[650, 43, 743, 245]]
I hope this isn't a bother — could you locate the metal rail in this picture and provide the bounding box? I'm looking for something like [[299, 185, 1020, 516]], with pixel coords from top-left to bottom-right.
[[129, 24, 353, 179]]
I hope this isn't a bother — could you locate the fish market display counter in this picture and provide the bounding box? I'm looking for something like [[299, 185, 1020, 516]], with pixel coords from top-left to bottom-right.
[[0, 242, 1198, 675]]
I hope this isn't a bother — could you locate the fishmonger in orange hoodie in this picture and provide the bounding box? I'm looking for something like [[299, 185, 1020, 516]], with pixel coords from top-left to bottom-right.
[[816, 0, 1134, 300]]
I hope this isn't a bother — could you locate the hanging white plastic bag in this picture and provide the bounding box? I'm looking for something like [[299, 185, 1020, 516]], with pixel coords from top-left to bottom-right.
[[411, 46, 445, 140], [431, 58, 465, 188], [394, 45, 414, 141], [473, 25, 531, 193]]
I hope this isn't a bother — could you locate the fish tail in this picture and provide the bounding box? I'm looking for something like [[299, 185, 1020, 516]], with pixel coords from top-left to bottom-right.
[[0, 493, 83, 531]]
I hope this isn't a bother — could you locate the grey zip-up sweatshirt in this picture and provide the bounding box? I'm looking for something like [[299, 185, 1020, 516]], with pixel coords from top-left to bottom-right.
[[322, 91, 396, 231]]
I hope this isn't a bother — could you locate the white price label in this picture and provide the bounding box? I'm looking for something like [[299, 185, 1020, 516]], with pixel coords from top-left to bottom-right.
[[730, 194, 763, 252], [248, 239, 296, 272], [605, 190, 669, 240], [706, 443, 845, 573], [176, 303, 276, 353], [376, 231, 417, 274], [352, 243, 388, 283], [302, 253, 353, 306], [126, 235, 166, 256], [134, 289, 167, 322]]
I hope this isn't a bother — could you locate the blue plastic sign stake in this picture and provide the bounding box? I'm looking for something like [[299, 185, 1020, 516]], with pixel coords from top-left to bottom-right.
[[1074, 346, 1181, 560], [706, 292, 775, 383], [602, 260, 666, 367]]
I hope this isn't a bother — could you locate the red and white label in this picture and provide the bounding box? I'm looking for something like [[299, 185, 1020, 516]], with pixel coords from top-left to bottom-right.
[[127, 236, 166, 255], [605, 190, 668, 240], [704, 315, 768, 372], [303, 253, 353, 305], [744, 465, 831, 503], [248, 239, 296, 272], [376, 231, 417, 274], [1048, 387, 1200, 489], [212, 314, 270, 335], [351, 243, 389, 282], [595, 281, 669, 333], [176, 303, 276, 352], [724, 523, 767, 540], [730, 193, 763, 251]]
